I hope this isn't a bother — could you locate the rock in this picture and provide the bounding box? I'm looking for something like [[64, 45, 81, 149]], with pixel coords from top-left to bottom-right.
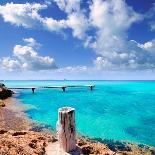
[[29, 141, 37, 149], [0, 130, 53, 155], [0, 129, 7, 134], [0, 99, 5, 107], [77, 138, 87, 146], [0, 83, 13, 100], [81, 145, 93, 154], [77, 138, 115, 155], [12, 131, 27, 136]]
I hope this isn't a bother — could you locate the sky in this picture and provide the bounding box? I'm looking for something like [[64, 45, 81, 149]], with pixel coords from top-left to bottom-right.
[[0, 0, 155, 80]]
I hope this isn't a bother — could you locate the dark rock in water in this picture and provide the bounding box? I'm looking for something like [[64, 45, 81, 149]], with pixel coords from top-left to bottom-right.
[[0, 83, 13, 100], [125, 126, 138, 137], [105, 140, 131, 152], [30, 123, 53, 132], [92, 138, 132, 152]]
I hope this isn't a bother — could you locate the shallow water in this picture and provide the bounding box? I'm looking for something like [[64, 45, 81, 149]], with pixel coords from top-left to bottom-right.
[[4, 80, 155, 146]]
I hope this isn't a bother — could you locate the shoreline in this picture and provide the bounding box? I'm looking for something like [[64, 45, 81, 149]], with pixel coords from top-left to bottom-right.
[[0, 97, 33, 131], [0, 96, 155, 154]]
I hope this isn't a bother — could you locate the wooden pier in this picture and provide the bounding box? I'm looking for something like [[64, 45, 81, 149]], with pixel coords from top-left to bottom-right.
[[9, 85, 95, 93]]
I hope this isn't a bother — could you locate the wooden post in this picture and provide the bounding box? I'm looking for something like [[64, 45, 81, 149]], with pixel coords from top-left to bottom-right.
[[57, 107, 76, 152], [32, 88, 35, 93], [62, 86, 66, 92]]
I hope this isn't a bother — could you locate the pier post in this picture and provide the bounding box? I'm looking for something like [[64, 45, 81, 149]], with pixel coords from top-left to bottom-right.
[[57, 107, 76, 152], [62, 86, 66, 92], [32, 88, 35, 93], [90, 86, 93, 91]]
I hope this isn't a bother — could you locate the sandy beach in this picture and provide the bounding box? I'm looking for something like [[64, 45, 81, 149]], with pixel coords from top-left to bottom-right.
[[0, 97, 32, 131]]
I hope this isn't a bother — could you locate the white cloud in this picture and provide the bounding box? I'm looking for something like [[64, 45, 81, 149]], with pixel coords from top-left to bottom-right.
[[23, 37, 41, 48], [42, 17, 67, 32], [0, 3, 46, 28], [66, 12, 89, 39], [0, 38, 57, 71], [90, 0, 141, 30], [0, 1, 88, 39], [138, 39, 155, 52], [0, 0, 155, 71], [94, 57, 112, 70], [88, 0, 142, 50], [53, 0, 89, 39], [57, 65, 87, 73], [53, 0, 81, 13], [87, 0, 155, 70], [94, 39, 155, 70], [0, 2, 68, 33], [1, 57, 21, 71]]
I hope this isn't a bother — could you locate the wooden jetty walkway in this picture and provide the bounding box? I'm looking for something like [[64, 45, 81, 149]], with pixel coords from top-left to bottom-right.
[[9, 85, 95, 93]]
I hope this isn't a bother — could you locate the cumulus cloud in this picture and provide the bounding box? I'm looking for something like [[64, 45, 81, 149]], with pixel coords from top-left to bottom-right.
[[138, 39, 155, 52], [52, 0, 89, 39], [23, 37, 41, 48], [0, 2, 69, 33], [0, 38, 57, 71], [66, 12, 89, 39], [0, 1, 88, 39], [86, 0, 150, 70], [0, 0, 154, 70], [1, 58, 21, 70], [94, 39, 155, 70], [0, 3, 46, 28], [53, 0, 81, 13]]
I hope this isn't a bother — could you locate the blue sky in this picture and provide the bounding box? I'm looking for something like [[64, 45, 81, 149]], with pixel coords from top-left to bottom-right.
[[0, 0, 155, 80]]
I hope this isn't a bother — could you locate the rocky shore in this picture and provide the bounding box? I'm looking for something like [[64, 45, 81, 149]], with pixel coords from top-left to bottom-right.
[[0, 128, 154, 155], [0, 83, 13, 100], [0, 130, 55, 155], [0, 83, 154, 154], [0, 83, 13, 108]]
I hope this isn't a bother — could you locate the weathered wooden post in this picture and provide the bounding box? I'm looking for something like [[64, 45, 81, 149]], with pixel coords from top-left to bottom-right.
[[57, 107, 76, 152]]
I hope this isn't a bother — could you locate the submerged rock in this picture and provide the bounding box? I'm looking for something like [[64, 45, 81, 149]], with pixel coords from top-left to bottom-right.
[[0, 83, 13, 100]]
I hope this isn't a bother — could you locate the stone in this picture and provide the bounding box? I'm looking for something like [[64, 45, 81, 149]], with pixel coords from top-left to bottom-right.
[[0, 83, 13, 100], [0, 99, 5, 107]]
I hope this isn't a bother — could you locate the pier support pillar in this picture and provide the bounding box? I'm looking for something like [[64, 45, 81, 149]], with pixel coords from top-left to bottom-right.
[[57, 107, 76, 152], [32, 88, 35, 93], [62, 86, 66, 92]]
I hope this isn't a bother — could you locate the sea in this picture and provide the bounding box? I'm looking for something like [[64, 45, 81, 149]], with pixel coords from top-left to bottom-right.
[[3, 80, 155, 146]]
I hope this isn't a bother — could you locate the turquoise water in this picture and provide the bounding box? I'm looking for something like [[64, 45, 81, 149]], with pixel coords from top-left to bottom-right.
[[4, 80, 155, 146]]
